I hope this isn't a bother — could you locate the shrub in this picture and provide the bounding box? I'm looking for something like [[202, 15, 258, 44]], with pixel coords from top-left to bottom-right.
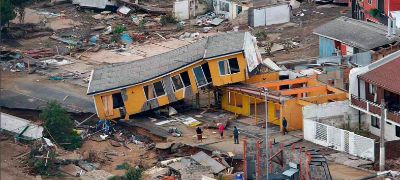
[[160, 14, 177, 26], [113, 25, 126, 35], [40, 101, 82, 150]]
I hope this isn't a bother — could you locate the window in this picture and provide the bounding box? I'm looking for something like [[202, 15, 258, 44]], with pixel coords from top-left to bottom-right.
[[369, 84, 377, 94], [218, 58, 240, 75], [396, 125, 400, 138], [371, 116, 380, 129], [193, 64, 212, 87], [144, 81, 166, 100], [171, 75, 184, 91], [153, 81, 165, 97], [112, 93, 124, 108], [368, 0, 372, 4], [180, 71, 191, 87]]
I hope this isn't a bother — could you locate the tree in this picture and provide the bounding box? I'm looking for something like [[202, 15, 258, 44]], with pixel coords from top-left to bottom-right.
[[40, 101, 82, 150], [0, 0, 16, 26]]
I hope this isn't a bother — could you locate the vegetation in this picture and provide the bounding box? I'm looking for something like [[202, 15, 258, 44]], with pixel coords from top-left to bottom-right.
[[40, 101, 83, 150], [108, 163, 143, 180], [369, 9, 381, 18], [137, 19, 146, 32], [253, 29, 268, 41], [0, 0, 16, 26], [113, 25, 127, 35], [160, 14, 177, 26], [29, 149, 59, 176]]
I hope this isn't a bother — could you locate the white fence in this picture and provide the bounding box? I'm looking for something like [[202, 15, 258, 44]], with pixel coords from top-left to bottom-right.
[[304, 119, 375, 161]]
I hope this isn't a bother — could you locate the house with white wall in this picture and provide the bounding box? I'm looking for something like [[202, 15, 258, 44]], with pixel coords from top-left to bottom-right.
[[349, 50, 400, 141]]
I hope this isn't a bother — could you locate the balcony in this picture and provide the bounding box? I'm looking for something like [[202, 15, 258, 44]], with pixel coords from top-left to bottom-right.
[[351, 95, 400, 124]]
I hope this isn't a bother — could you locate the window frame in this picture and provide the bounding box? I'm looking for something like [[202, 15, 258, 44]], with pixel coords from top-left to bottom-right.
[[170, 74, 185, 92], [218, 58, 240, 76], [368, 0, 372, 5], [192, 65, 211, 88], [371, 116, 380, 129], [143, 80, 167, 101]]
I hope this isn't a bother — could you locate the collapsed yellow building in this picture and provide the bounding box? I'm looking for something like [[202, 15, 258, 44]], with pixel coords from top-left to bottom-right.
[[87, 32, 263, 120], [220, 74, 348, 131]]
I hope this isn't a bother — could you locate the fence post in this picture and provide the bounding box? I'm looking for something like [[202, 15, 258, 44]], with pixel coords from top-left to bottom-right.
[[256, 140, 260, 180]]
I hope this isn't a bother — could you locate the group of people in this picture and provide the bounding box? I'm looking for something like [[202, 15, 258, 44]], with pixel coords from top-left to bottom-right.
[[196, 124, 240, 144], [195, 118, 289, 143]]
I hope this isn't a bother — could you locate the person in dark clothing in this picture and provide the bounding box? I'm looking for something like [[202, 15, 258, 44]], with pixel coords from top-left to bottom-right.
[[233, 126, 239, 144], [196, 127, 203, 142], [282, 117, 288, 135]]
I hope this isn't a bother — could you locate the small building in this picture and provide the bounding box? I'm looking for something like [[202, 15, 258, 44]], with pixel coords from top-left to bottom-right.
[[248, 2, 290, 27], [220, 75, 348, 132], [87, 32, 262, 120], [213, 0, 248, 20], [349, 50, 400, 141], [314, 16, 400, 60]]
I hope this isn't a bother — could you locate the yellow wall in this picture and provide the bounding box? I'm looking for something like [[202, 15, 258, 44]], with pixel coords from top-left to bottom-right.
[[208, 53, 247, 86], [93, 52, 250, 120], [221, 90, 251, 116], [244, 72, 279, 84], [281, 99, 304, 131]]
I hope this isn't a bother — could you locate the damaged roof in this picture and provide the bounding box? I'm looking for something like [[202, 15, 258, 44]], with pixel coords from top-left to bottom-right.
[[313, 16, 400, 50], [87, 32, 247, 95]]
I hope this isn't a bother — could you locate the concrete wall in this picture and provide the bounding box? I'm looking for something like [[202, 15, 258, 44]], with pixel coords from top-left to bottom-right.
[[174, 0, 190, 20], [249, 4, 290, 27], [303, 101, 362, 129], [367, 114, 400, 141]]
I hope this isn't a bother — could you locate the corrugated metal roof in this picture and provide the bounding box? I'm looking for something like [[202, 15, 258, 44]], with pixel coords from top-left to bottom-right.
[[313, 16, 400, 50], [191, 151, 226, 173], [87, 32, 247, 95]]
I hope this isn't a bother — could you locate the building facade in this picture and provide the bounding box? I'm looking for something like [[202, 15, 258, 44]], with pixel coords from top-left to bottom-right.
[[351, 0, 400, 25], [349, 50, 400, 141]]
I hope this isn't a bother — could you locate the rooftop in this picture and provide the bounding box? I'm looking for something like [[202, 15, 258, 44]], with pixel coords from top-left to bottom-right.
[[313, 16, 400, 50], [87, 32, 247, 95], [359, 57, 400, 94]]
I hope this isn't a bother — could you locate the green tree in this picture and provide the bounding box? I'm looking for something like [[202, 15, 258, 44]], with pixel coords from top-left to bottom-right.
[[40, 101, 82, 150], [0, 0, 16, 26]]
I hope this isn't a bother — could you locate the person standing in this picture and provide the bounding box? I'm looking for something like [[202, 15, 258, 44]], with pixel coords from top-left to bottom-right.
[[196, 126, 203, 142], [218, 123, 224, 139], [282, 117, 288, 135], [233, 126, 239, 144]]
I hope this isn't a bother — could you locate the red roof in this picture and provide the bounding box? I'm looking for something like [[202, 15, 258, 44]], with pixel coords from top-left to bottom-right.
[[359, 57, 400, 94]]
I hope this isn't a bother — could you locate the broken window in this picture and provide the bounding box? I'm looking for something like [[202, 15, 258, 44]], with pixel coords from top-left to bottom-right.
[[144, 84, 155, 100], [218, 58, 240, 75], [171, 75, 184, 91], [112, 93, 124, 108], [229, 58, 240, 73], [153, 81, 165, 97], [201, 63, 212, 83], [144, 81, 166, 100], [194, 66, 207, 86], [180, 71, 191, 87]]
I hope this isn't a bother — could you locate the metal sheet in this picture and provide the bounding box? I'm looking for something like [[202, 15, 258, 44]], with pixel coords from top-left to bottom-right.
[[191, 151, 226, 173]]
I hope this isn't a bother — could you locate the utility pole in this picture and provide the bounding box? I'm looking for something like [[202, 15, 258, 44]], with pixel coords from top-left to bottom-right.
[[264, 88, 269, 180], [379, 99, 386, 171]]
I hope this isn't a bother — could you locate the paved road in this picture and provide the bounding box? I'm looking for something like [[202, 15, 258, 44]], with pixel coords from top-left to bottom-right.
[[1, 73, 95, 113]]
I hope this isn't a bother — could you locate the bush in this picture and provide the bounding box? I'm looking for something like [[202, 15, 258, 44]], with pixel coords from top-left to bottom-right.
[[160, 14, 177, 26], [108, 165, 143, 180], [40, 101, 82, 150], [113, 25, 126, 35], [29, 150, 59, 176]]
